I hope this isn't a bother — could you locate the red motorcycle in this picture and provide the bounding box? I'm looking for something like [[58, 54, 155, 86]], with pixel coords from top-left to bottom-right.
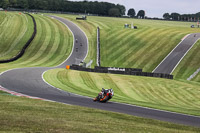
[[93, 88, 114, 103]]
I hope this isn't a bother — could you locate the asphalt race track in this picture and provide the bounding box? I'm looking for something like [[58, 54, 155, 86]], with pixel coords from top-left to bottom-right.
[[153, 33, 200, 74], [0, 16, 200, 127]]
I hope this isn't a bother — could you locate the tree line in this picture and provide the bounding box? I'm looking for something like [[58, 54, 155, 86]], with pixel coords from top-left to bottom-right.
[[127, 8, 145, 19], [163, 12, 200, 21], [0, 0, 126, 17]]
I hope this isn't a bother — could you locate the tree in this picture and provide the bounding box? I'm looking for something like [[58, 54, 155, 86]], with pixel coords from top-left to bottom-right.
[[116, 4, 125, 16], [108, 8, 120, 17], [2, 0, 9, 9], [137, 10, 145, 19], [0, 0, 126, 17], [171, 12, 180, 20], [17, 0, 29, 9], [9, 0, 17, 8], [127, 8, 136, 18], [163, 13, 170, 20]]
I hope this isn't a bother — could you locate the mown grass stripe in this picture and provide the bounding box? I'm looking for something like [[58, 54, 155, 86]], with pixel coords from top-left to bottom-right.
[[0, 14, 20, 55], [145, 33, 185, 71], [119, 28, 170, 66], [0, 14, 28, 58], [102, 28, 154, 66], [110, 75, 145, 101], [32, 16, 58, 66], [19, 15, 46, 65], [167, 86, 195, 107], [128, 78, 151, 102], [27, 17, 52, 65], [158, 84, 180, 106], [136, 31, 183, 70], [0, 13, 14, 37], [63, 70, 97, 96], [123, 31, 183, 70], [104, 27, 150, 51], [49, 17, 73, 66], [146, 83, 176, 105], [79, 72, 99, 92]]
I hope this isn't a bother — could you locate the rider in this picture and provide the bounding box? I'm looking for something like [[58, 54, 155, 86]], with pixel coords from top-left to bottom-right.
[[100, 88, 112, 100], [100, 88, 109, 97]]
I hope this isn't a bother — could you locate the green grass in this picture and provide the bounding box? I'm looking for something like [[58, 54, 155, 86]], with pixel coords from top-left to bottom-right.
[[54, 14, 200, 81], [0, 11, 6, 25], [0, 91, 199, 132], [173, 40, 200, 81], [193, 73, 200, 82], [98, 18, 199, 72], [0, 13, 73, 72], [0, 12, 33, 60], [44, 69, 200, 116], [1, 13, 200, 131]]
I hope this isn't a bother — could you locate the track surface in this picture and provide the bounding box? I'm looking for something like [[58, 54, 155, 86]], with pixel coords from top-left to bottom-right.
[[0, 16, 200, 127], [153, 33, 200, 74]]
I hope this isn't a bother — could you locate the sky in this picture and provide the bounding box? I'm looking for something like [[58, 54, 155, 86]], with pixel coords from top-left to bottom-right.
[[71, 0, 200, 18]]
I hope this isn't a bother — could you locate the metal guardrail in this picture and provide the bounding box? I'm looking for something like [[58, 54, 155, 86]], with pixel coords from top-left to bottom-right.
[[97, 27, 100, 66]]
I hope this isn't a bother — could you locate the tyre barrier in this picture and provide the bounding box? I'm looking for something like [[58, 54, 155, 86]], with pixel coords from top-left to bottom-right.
[[0, 13, 37, 63], [70, 65, 173, 79]]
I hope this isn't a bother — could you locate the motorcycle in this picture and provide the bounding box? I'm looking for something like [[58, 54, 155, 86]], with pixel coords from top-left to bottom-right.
[[93, 88, 114, 103]]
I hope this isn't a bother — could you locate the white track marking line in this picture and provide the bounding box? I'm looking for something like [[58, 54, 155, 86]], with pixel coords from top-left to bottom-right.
[[152, 34, 191, 73], [170, 37, 200, 74], [41, 15, 90, 98], [50, 16, 89, 67]]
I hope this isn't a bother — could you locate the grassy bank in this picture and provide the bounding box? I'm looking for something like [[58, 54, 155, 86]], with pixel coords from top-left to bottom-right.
[[0, 12, 33, 60], [0, 13, 73, 72], [55, 14, 200, 81], [0, 91, 199, 132], [58, 15, 199, 71], [44, 69, 200, 116]]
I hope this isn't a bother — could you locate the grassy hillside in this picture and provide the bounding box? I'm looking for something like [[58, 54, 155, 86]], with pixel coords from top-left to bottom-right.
[[1, 91, 199, 132], [0, 11, 6, 24], [0, 12, 33, 60], [44, 69, 200, 116], [56, 14, 200, 81], [1, 12, 200, 131], [60, 15, 198, 70], [0, 13, 73, 72]]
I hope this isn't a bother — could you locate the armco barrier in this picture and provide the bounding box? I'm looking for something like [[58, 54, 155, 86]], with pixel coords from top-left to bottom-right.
[[97, 27, 101, 66], [0, 13, 37, 63], [70, 65, 173, 79]]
